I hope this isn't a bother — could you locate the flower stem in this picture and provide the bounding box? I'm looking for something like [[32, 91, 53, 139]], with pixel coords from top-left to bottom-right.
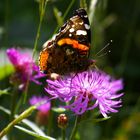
[[69, 115, 80, 140], [47, 108, 53, 135], [61, 128, 66, 140], [47, 100, 55, 136], [32, 15, 43, 58], [10, 86, 18, 121], [23, 75, 30, 103], [23, 0, 48, 103], [32, 0, 48, 59], [80, 0, 87, 10]]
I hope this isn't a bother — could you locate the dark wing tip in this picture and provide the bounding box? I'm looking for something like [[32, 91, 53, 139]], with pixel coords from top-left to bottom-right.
[[74, 8, 91, 43], [74, 8, 87, 16]]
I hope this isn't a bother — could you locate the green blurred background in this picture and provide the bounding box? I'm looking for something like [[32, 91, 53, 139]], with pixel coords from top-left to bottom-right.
[[0, 0, 140, 139]]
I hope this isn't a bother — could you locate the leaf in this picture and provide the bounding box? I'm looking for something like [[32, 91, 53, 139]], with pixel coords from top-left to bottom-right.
[[53, 7, 63, 27], [0, 106, 45, 136], [80, 113, 111, 124], [22, 118, 46, 136], [15, 125, 56, 140], [0, 88, 10, 96], [0, 106, 36, 138], [0, 65, 14, 80], [52, 107, 66, 113], [93, 116, 111, 123]]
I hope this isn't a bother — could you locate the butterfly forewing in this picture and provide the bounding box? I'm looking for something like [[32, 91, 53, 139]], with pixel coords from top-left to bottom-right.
[[39, 8, 92, 75]]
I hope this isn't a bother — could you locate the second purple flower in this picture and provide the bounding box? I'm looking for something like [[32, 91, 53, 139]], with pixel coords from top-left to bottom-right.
[[7, 48, 44, 89]]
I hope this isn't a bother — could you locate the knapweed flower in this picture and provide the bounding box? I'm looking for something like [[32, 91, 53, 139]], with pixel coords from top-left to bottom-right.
[[29, 96, 51, 112], [45, 70, 124, 117], [7, 48, 44, 88], [29, 96, 51, 125]]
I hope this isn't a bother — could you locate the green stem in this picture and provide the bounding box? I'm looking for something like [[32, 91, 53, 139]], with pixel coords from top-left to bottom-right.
[[32, 0, 48, 58], [47, 100, 55, 135], [15, 93, 24, 113], [32, 15, 43, 58], [0, 106, 36, 139], [10, 86, 18, 121], [69, 115, 80, 140], [47, 109, 53, 135], [23, 0, 48, 103], [80, 0, 87, 10], [23, 75, 30, 103], [61, 128, 66, 140], [63, 0, 75, 21]]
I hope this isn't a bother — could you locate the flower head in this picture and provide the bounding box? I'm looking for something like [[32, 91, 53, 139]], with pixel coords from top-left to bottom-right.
[[29, 96, 51, 112], [7, 48, 44, 88], [45, 70, 124, 117]]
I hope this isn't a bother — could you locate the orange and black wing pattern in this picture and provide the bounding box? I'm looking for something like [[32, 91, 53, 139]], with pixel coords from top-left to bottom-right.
[[39, 8, 91, 75]]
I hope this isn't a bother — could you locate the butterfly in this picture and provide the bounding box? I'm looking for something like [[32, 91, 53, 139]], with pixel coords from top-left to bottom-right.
[[39, 8, 93, 76]]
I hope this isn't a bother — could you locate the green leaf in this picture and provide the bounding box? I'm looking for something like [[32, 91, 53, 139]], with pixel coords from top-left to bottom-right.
[[53, 7, 63, 27], [0, 106, 36, 138], [52, 107, 66, 113], [0, 88, 10, 96], [0, 65, 14, 80], [15, 125, 56, 140], [80, 113, 111, 124], [93, 116, 111, 122], [0, 106, 46, 136]]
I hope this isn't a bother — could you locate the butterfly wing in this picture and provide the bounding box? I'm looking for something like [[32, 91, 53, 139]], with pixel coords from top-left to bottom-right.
[[55, 8, 91, 56], [39, 8, 91, 74]]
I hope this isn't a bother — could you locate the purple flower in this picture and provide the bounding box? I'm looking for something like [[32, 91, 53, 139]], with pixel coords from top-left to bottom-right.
[[7, 48, 44, 87], [29, 96, 51, 112], [45, 70, 124, 117]]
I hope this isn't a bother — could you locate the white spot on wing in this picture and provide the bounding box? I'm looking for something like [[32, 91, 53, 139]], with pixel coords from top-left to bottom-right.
[[84, 24, 90, 30], [76, 30, 87, 35], [69, 28, 75, 33], [69, 34, 72, 37], [84, 15, 88, 18]]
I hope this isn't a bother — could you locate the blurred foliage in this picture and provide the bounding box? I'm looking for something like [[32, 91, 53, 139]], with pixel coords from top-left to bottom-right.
[[0, 0, 140, 140]]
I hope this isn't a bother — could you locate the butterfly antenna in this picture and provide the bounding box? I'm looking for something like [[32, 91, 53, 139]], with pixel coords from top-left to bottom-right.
[[94, 64, 99, 70], [96, 50, 111, 58], [95, 40, 113, 57]]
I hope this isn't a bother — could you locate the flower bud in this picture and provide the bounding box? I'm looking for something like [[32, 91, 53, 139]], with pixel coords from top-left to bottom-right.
[[57, 114, 68, 129]]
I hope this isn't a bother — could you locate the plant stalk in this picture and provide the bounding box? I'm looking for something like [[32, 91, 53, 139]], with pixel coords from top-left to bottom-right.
[[69, 115, 80, 140]]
